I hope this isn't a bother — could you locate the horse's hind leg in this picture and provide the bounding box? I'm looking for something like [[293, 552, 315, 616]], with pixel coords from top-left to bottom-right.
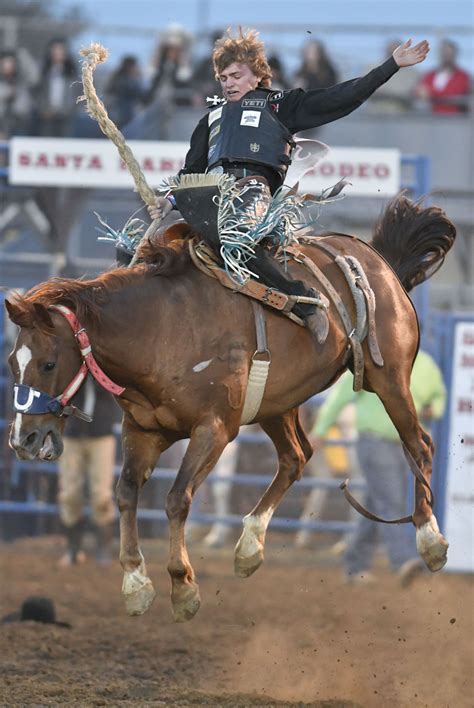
[[166, 415, 231, 622], [116, 417, 171, 616], [235, 408, 312, 577], [365, 364, 448, 572]]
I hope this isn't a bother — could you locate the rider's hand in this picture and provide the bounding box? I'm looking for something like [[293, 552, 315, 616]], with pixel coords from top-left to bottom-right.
[[148, 196, 173, 222], [393, 39, 430, 67]]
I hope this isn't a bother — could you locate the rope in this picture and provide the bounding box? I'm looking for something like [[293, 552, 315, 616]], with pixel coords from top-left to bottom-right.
[[78, 43, 156, 207]]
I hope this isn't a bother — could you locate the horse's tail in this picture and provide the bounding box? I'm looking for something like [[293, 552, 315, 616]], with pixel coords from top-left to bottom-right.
[[369, 193, 456, 292]]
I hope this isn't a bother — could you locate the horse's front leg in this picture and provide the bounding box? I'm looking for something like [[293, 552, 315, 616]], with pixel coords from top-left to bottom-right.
[[235, 409, 312, 577], [166, 416, 230, 622], [116, 417, 171, 616]]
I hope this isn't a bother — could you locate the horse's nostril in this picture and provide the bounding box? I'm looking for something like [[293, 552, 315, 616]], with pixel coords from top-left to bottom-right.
[[23, 431, 40, 450]]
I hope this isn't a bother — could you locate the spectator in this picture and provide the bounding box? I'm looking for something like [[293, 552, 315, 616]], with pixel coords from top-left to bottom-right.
[[105, 55, 146, 128], [35, 38, 80, 137], [0, 49, 37, 138], [368, 39, 419, 113], [309, 350, 447, 586], [146, 25, 194, 108], [191, 30, 223, 107], [293, 39, 339, 90], [268, 53, 289, 90], [57, 378, 120, 567], [416, 39, 470, 114]]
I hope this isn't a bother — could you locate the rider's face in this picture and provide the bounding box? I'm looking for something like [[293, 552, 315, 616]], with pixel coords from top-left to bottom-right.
[[218, 62, 260, 101]]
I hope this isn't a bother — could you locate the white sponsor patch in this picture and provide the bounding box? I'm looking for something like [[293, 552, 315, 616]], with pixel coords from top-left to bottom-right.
[[240, 110, 261, 127], [208, 106, 223, 126]]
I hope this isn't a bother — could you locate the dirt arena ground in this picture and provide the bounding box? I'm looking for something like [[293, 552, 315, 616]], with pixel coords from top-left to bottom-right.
[[0, 534, 472, 707]]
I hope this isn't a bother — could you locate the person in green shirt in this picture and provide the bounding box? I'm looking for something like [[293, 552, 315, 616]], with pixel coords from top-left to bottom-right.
[[309, 350, 446, 585]]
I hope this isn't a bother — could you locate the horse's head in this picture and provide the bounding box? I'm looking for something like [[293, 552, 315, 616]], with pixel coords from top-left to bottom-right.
[[5, 299, 83, 461]]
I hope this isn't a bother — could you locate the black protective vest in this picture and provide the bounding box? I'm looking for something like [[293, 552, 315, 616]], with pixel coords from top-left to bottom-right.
[[207, 90, 295, 177]]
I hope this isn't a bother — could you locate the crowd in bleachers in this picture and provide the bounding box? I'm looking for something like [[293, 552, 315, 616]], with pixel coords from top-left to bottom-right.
[[0, 28, 471, 142]]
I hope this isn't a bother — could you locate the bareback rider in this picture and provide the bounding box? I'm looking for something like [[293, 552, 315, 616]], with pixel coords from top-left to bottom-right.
[[148, 29, 429, 343]]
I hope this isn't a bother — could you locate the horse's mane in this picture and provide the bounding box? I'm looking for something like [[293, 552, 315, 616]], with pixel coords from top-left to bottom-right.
[[12, 226, 194, 327]]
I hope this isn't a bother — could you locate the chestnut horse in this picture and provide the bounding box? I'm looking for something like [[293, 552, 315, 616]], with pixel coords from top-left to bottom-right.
[[6, 195, 455, 621]]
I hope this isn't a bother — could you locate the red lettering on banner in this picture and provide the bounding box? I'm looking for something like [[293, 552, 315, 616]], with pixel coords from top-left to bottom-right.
[[461, 354, 474, 367], [374, 163, 389, 178], [89, 156, 102, 169], [312, 162, 391, 180], [339, 163, 354, 177], [160, 159, 174, 171], [19, 153, 30, 166], [457, 398, 473, 413], [37, 153, 49, 167], [142, 158, 154, 171], [463, 331, 474, 345], [55, 154, 67, 167], [320, 162, 334, 177]]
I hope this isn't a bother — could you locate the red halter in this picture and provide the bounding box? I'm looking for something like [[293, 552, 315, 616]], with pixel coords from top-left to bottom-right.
[[50, 304, 125, 407]]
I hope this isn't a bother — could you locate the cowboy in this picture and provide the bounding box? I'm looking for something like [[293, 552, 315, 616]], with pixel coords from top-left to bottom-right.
[[148, 29, 429, 343]]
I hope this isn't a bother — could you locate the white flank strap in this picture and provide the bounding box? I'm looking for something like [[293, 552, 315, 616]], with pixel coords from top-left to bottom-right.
[[240, 359, 271, 425]]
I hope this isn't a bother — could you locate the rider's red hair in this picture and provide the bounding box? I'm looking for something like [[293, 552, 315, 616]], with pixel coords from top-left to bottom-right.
[[212, 28, 272, 87]]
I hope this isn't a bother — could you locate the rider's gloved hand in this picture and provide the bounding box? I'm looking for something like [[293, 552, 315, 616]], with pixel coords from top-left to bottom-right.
[[148, 196, 173, 222]]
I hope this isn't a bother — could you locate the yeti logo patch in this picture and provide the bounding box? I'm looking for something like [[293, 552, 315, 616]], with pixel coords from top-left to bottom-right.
[[250, 143, 261, 153], [241, 98, 266, 108]]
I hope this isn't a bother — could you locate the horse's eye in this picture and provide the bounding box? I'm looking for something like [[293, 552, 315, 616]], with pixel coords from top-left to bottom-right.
[[44, 362, 56, 372]]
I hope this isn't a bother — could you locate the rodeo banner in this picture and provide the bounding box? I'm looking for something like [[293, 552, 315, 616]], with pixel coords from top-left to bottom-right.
[[9, 137, 401, 197]]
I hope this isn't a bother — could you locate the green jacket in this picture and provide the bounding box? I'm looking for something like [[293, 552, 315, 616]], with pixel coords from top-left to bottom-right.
[[311, 351, 446, 442]]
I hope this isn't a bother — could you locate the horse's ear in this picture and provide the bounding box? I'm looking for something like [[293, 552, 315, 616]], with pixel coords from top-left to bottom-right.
[[4, 299, 32, 328], [32, 303, 55, 333]]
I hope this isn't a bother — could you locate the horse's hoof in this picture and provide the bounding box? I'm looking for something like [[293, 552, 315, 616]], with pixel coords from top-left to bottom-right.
[[171, 582, 201, 622], [416, 517, 449, 572], [122, 569, 156, 616], [234, 549, 264, 578]]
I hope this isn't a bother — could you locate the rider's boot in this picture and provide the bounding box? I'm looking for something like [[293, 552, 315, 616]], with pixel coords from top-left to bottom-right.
[[252, 251, 330, 344], [303, 288, 330, 345]]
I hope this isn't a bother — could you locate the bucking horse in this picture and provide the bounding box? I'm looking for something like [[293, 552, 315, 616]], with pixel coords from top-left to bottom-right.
[[6, 191, 455, 621]]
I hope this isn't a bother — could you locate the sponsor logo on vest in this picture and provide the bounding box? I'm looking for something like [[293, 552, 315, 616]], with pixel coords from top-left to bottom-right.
[[240, 110, 261, 127], [270, 91, 284, 101], [208, 106, 223, 126], [241, 98, 267, 108], [208, 144, 217, 159], [209, 124, 221, 140], [250, 143, 261, 153]]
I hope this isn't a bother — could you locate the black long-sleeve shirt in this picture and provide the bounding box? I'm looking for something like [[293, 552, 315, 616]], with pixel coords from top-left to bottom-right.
[[181, 57, 399, 177]]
